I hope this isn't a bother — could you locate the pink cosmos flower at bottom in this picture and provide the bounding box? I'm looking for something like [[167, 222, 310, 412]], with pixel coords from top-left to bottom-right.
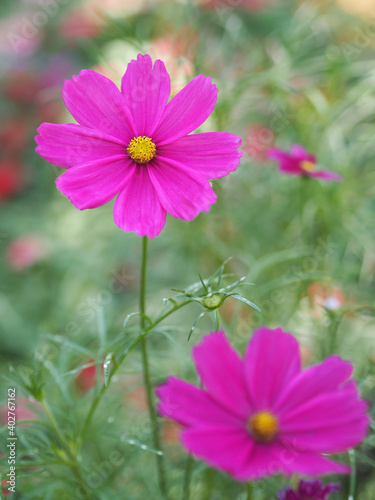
[[156, 327, 368, 480], [277, 479, 340, 500], [268, 145, 342, 182]]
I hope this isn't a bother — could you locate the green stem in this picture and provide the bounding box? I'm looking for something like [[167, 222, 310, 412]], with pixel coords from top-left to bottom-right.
[[247, 482, 253, 500], [348, 449, 356, 500], [202, 468, 214, 500], [182, 455, 194, 500], [139, 236, 168, 499], [328, 313, 343, 355]]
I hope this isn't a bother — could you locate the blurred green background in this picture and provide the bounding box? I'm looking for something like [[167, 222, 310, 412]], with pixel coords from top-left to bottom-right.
[[0, 0, 375, 498]]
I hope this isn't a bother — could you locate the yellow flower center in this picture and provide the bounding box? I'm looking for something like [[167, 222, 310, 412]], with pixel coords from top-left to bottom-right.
[[300, 160, 316, 172], [247, 411, 278, 443], [127, 136, 156, 164]]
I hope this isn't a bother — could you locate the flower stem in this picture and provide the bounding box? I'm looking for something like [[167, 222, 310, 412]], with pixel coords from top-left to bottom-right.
[[139, 236, 168, 499], [182, 454, 194, 500], [348, 449, 356, 500], [247, 482, 253, 500], [202, 468, 214, 500], [81, 299, 191, 437]]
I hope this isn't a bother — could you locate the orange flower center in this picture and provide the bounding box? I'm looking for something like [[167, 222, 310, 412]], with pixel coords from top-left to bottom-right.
[[127, 136, 156, 164], [247, 411, 279, 443], [300, 160, 316, 172]]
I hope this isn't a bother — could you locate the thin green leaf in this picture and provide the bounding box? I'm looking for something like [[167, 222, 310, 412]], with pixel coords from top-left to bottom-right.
[[223, 293, 261, 313], [40, 334, 94, 358], [123, 312, 152, 329], [199, 273, 209, 294], [188, 312, 207, 340]]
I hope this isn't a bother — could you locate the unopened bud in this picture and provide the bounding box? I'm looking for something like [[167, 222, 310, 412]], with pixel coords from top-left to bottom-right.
[[203, 294, 222, 310]]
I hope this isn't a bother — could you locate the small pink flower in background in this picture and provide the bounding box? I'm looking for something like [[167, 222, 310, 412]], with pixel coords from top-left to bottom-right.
[[244, 124, 274, 163], [35, 54, 242, 238], [6, 234, 49, 271], [157, 327, 368, 480], [268, 145, 342, 182], [307, 283, 346, 318], [59, 6, 104, 42], [148, 35, 196, 94], [277, 479, 340, 500]]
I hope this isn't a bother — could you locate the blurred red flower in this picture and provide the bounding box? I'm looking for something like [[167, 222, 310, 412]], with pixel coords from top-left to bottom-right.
[[1, 479, 10, 497], [0, 160, 25, 202], [75, 360, 103, 393]]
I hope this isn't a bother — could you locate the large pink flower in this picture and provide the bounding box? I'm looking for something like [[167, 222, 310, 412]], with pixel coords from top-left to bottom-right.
[[156, 327, 368, 480], [35, 54, 242, 238], [268, 145, 342, 182]]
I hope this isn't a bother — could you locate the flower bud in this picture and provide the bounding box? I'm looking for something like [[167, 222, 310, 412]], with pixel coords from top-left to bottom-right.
[[203, 294, 222, 310]]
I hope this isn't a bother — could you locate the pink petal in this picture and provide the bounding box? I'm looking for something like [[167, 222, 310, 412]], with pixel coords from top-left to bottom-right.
[[147, 157, 217, 221], [230, 442, 349, 480], [121, 54, 171, 137], [309, 169, 342, 182], [268, 148, 291, 162], [290, 144, 316, 163], [244, 327, 301, 411], [274, 356, 353, 414], [62, 70, 135, 142], [113, 165, 166, 239], [279, 163, 305, 175], [56, 157, 133, 209], [156, 377, 242, 427], [192, 332, 252, 419], [238, 443, 288, 480], [157, 132, 242, 179], [277, 449, 350, 476], [280, 382, 369, 453], [154, 74, 218, 146], [181, 425, 254, 481], [35, 123, 126, 169], [268, 149, 301, 174]]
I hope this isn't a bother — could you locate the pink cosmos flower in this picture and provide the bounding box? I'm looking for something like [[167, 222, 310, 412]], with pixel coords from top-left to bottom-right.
[[268, 145, 342, 182], [156, 327, 368, 480], [277, 479, 340, 500], [35, 54, 242, 238]]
